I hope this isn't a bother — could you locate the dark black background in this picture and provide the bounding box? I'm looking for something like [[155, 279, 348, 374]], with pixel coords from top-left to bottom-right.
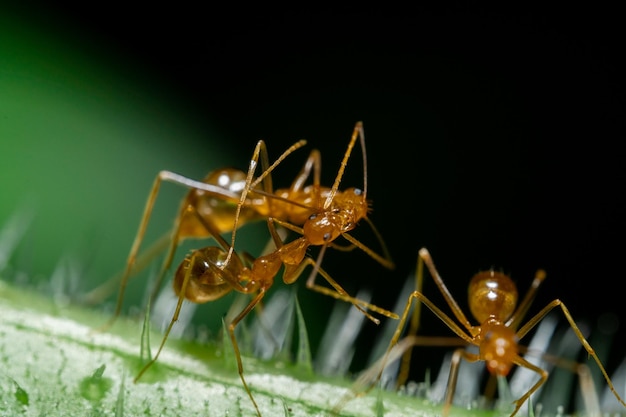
[[6, 4, 626, 385]]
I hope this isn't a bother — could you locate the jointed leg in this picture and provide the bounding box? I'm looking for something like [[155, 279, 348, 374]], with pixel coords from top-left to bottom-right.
[[324, 122, 367, 209], [225, 139, 307, 266], [134, 249, 200, 382], [396, 253, 425, 387], [517, 299, 626, 409], [94, 170, 243, 332], [228, 289, 268, 417]]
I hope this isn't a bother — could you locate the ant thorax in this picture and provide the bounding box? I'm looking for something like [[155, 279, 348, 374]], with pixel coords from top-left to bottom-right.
[[269, 185, 330, 225], [468, 270, 518, 323], [312, 187, 370, 237]]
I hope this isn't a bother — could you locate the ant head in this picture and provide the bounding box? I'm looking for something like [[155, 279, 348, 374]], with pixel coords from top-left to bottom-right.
[[173, 246, 241, 303], [303, 212, 344, 245], [468, 270, 518, 324], [324, 187, 369, 224]]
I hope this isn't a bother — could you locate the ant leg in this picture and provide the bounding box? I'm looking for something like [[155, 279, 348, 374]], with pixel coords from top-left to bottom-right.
[[527, 348, 601, 416], [509, 356, 548, 416], [134, 249, 201, 382], [310, 266, 396, 323], [79, 230, 171, 306], [577, 363, 602, 416], [268, 217, 393, 301], [285, 244, 395, 324], [443, 348, 481, 417], [506, 269, 547, 329], [331, 290, 474, 415], [418, 248, 475, 334], [93, 170, 242, 333], [95, 171, 176, 332], [146, 204, 234, 306], [516, 299, 626, 409], [280, 148, 323, 207], [227, 289, 268, 417], [270, 214, 395, 271], [144, 206, 192, 310], [340, 224, 395, 270], [224, 139, 307, 266], [323, 121, 365, 209], [396, 253, 425, 387]]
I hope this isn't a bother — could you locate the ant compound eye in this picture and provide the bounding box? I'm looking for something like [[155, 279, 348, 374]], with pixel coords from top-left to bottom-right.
[[309, 213, 317, 220], [332, 208, 340, 214], [323, 232, 331, 241], [354, 188, 362, 195]]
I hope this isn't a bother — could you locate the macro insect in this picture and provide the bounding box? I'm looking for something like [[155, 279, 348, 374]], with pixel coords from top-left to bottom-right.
[[134, 123, 399, 416], [137, 210, 398, 416], [88, 138, 307, 331], [335, 247, 626, 416], [96, 122, 398, 416], [88, 122, 394, 331]]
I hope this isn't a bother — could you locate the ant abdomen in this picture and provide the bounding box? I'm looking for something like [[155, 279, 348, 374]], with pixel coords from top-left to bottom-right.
[[468, 270, 518, 323], [173, 246, 241, 303], [181, 168, 265, 236]]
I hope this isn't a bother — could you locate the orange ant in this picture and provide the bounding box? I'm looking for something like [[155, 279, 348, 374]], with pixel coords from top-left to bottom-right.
[[89, 138, 308, 330], [334, 247, 626, 417], [131, 123, 399, 416], [89, 122, 394, 331]]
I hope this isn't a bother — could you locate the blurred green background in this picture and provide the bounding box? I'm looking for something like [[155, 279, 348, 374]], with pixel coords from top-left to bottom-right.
[[1, 4, 625, 391], [0, 8, 272, 332]]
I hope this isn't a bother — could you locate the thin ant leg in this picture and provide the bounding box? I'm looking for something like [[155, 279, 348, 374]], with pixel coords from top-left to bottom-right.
[[300, 217, 395, 269], [97, 139, 307, 334], [444, 348, 482, 414], [340, 224, 395, 270], [269, 217, 394, 276], [418, 248, 475, 335], [94, 171, 240, 333], [323, 122, 366, 209], [506, 269, 547, 329], [331, 289, 474, 415], [227, 289, 268, 417], [508, 356, 548, 415], [301, 255, 398, 324], [517, 346, 602, 416], [396, 251, 425, 387], [134, 249, 199, 382], [516, 299, 626, 409], [265, 217, 397, 324], [224, 139, 307, 266], [134, 219, 236, 382], [79, 230, 171, 306]]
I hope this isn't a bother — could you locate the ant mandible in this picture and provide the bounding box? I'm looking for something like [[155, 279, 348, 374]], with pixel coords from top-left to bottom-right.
[[335, 247, 626, 417]]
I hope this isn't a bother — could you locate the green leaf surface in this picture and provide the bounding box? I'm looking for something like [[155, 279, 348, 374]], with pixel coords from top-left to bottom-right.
[[0, 280, 503, 417]]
